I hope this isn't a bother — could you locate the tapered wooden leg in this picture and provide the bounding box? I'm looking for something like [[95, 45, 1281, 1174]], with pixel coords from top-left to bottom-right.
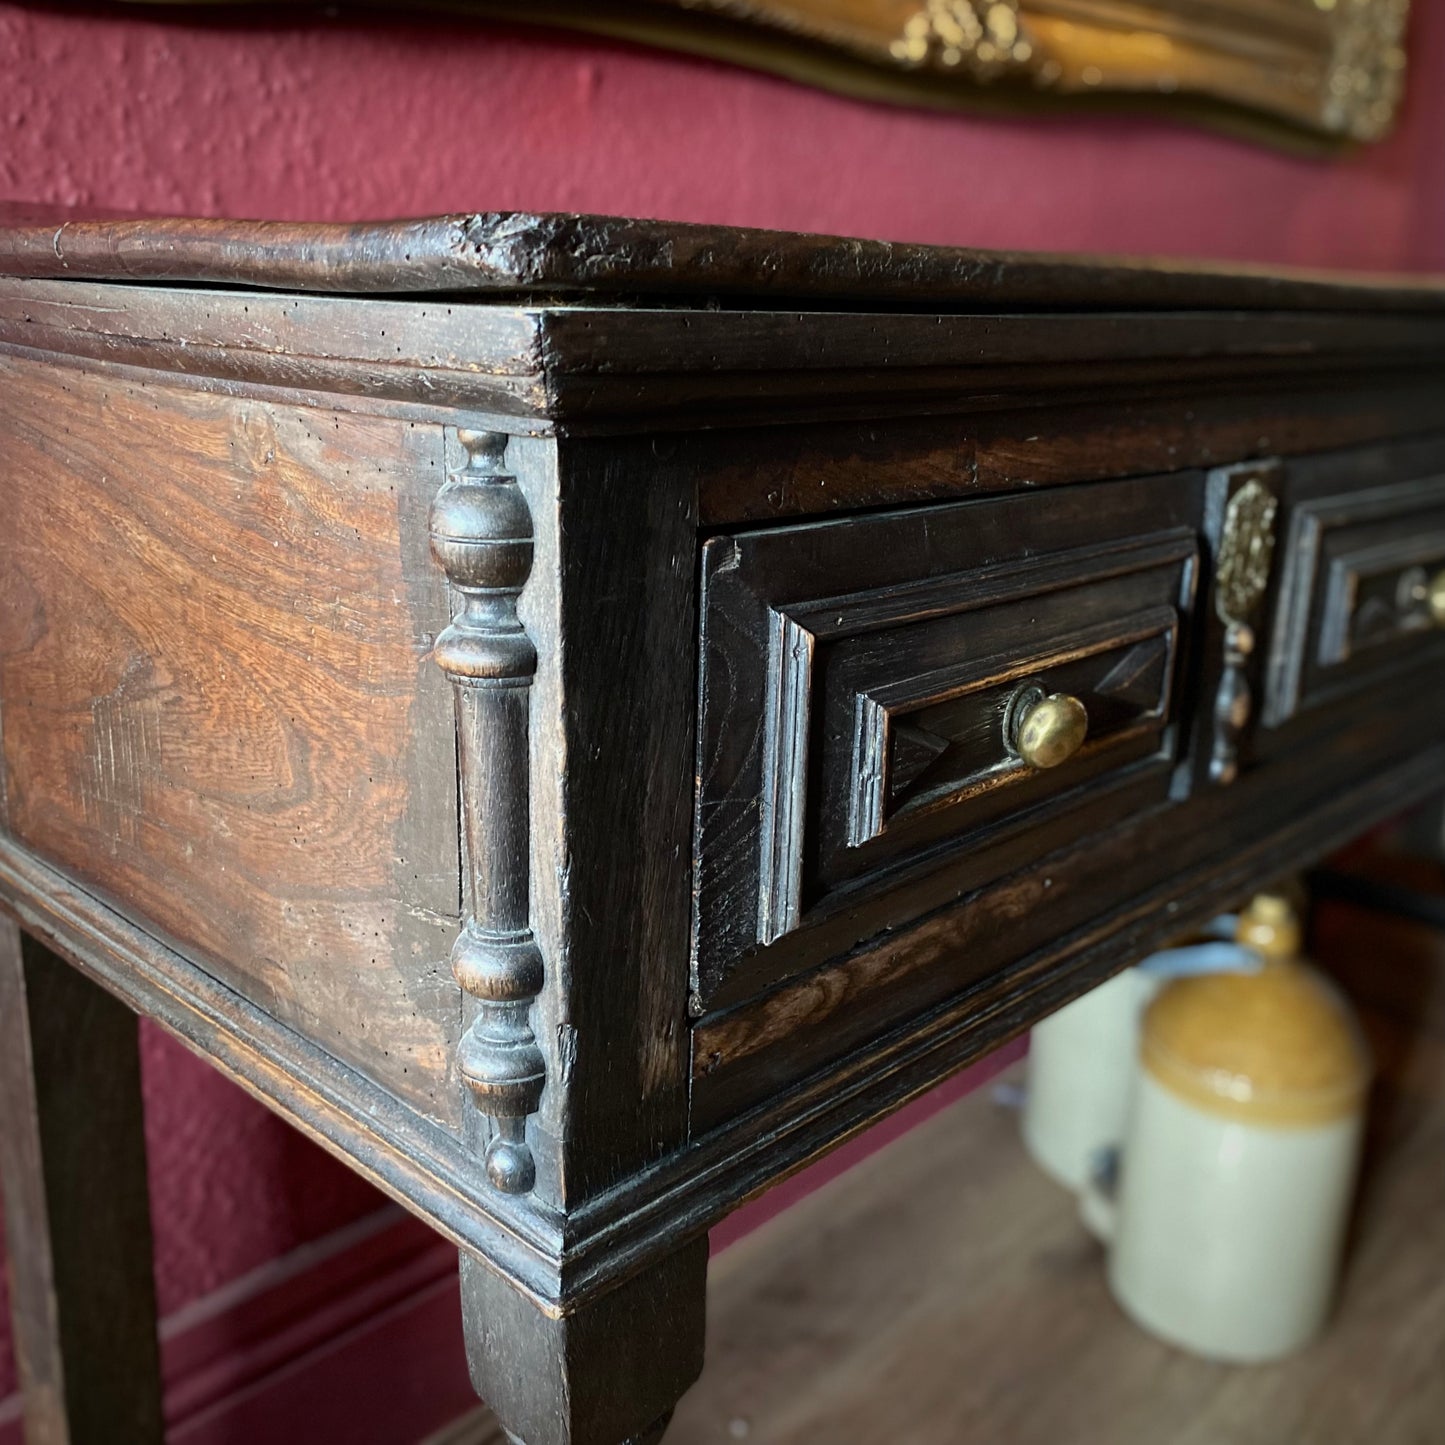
[[503, 1412, 673, 1445], [460, 1236, 706, 1445], [0, 915, 164, 1445]]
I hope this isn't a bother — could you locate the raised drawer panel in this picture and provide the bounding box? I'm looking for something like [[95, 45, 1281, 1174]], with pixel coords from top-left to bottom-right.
[[1265, 464, 1445, 727], [693, 473, 1202, 1012], [0, 353, 462, 1124]]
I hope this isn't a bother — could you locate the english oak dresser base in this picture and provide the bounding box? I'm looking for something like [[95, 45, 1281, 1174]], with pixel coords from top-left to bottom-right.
[[0, 213, 1444, 1445]]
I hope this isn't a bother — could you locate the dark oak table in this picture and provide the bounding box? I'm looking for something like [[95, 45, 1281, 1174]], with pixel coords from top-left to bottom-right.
[[0, 212, 1443, 1445]]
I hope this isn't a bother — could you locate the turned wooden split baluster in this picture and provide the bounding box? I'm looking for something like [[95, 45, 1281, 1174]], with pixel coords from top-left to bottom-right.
[[1210, 620, 1255, 786], [429, 428, 547, 1195]]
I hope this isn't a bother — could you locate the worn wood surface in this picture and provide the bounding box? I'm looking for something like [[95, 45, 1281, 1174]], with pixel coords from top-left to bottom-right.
[[690, 717, 1445, 1126], [539, 435, 700, 1206], [0, 280, 548, 419], [685, 380, 1445, 525], [12, 277, 1445, 438], [0, 915, 163, 1445], [3, 211, 1445, 313], [0, 832, 566, 1306], [550, 739, 1445, 1312], [688, 429, 1445, 1122], [0, 350, 461, 1126], [462, 1238, 706, 1445]]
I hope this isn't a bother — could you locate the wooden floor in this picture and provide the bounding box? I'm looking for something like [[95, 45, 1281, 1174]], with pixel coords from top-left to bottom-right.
[[434, 896, 1445, 1445]]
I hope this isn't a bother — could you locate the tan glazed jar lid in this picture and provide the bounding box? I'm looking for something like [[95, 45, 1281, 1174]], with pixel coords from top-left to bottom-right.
[[1141, 895, 1369, 1127]]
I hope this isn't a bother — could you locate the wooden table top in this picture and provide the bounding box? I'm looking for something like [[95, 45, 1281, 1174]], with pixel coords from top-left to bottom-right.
[[2, 207, 1444, 311]]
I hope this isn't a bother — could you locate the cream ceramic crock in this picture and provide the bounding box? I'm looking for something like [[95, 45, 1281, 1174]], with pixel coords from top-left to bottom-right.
[[1023, 965, 1154, 1191], [1105, 895, 1370, 1363], [1023, 919, 1245, 1195]]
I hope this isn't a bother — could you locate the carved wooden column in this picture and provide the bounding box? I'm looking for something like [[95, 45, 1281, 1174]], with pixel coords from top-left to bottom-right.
[[430, 428, 547, 1195], [431, 431, 707, 1445]]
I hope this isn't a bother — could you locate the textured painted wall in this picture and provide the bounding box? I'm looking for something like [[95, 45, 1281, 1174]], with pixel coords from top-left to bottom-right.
[[2, 0, 1445, 1413], [4, 4, 1445, 266], [0, 1027, 383, 1406]]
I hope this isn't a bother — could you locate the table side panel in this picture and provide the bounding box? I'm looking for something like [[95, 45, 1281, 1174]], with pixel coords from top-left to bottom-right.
[[0, 352, 463, 1126]]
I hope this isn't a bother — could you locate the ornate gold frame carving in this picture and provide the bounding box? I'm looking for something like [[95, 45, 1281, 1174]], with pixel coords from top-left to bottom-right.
[[635, 0, 1412, 142]]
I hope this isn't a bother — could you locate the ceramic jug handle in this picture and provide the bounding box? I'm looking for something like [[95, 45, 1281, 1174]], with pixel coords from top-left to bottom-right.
[[1079, 1145, 1120, 1242]]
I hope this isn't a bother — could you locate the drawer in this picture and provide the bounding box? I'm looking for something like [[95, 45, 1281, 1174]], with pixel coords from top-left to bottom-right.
[[1264, 459, 1445, 728], [693, 474, 1202, 1010]]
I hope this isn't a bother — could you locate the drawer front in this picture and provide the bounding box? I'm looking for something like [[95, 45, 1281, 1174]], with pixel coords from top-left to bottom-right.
[[693, 474, 1201, 1010], [1265, 467, 1445, 727]]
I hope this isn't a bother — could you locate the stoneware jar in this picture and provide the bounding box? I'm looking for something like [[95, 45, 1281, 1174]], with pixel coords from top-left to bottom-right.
[[1023, 965, 1154, 1191], [1105, 895, 1370, 1362], [1023, 920, 1250, 1194]]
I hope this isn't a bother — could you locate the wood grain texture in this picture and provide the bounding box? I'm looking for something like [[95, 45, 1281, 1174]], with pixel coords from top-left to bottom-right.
[[0, 916, 163, 1445], [0, 833, 567, 1308], [3, 211, 1445, 313], [689, 380, 1445, 525], [0, 280, 547, 418], [555, 738, 1445, 1315], [6, 278, 1445, 440], [1, 213, 1443, 1445], [0, 351, 462, 1125], [687, 431, 1445, 1121]]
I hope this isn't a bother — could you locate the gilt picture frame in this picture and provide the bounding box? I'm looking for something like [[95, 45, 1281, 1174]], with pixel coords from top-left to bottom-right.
[[535, 0, 1412, 142], [124, 0, 1411, 143]]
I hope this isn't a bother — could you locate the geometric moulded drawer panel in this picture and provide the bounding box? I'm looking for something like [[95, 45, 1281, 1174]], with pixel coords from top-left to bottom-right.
[[693, 472, 1201, 1011], [1265, 472, 1445, 727]]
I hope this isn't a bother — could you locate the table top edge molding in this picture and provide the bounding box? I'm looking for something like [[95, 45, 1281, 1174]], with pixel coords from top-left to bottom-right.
[[1, 210, 1444, 315]]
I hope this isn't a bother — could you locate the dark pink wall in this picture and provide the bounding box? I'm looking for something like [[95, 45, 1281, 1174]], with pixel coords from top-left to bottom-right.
[[3, 0, 1445, 1413], [5, 4, 1445, 267], [0, 1033, 383, 1405]]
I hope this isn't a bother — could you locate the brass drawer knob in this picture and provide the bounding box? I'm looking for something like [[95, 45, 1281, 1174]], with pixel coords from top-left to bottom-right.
[[1430, 570, 1445, 627], [1014, 690, 1089, 770]]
